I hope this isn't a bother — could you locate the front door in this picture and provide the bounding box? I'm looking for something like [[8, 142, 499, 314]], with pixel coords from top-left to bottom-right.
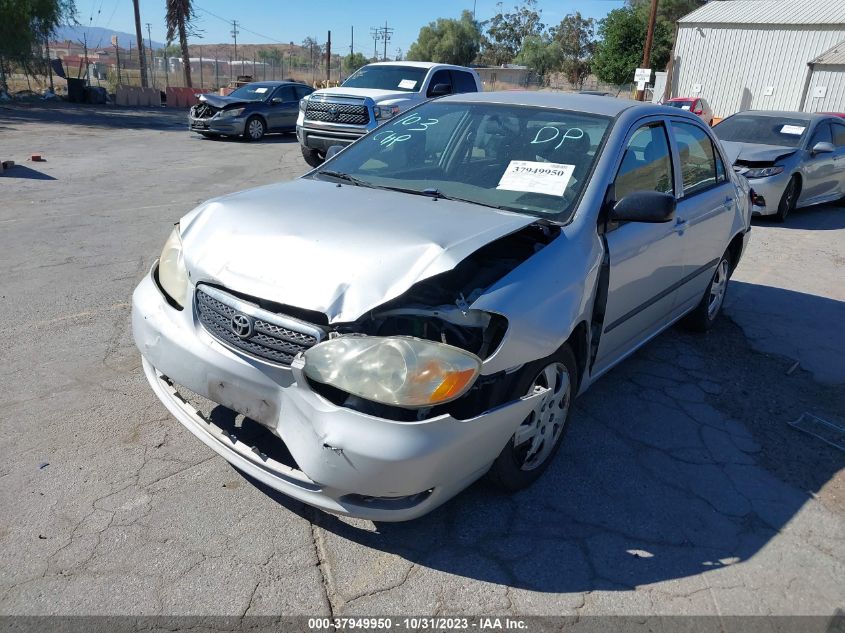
[[668, 119, 736, 309], [267, 85, 299, 131], [593, 120, 686, 374], [801, 122, 839, 205]]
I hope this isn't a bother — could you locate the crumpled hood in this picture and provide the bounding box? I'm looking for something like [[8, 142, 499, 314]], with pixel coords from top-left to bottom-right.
[[310, 86, 417, 103], [180, 178, 535, 323], [720, 141, 798, 165], [199, 93, 247, 109]]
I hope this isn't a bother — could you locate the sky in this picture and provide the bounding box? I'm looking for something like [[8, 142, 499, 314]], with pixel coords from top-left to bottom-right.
[[76, 0, 626, 56]]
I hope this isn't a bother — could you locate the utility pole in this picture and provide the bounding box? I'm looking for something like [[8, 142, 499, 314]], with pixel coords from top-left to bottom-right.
[[146, 23, 154, 88], [132, 0, 148, 87], [637, 0, 659, 101], [199, 45, 203, 88], [381, 21, 393, 61], [231, 20, 239, 66], [45, 38, 54, 92], [326, 30, 331, 83], [370, 27, 378, 60]]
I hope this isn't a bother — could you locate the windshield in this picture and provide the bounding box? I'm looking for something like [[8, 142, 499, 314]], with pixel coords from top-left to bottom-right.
[[714, 114, 810, 148], [342, 65, 427, 92], [228, 84, 274, 101], [312, 101, 612, 221], [668, 100, 695, 110]]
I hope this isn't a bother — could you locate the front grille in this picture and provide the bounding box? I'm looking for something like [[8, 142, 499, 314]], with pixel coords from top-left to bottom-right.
[[196, 286, 322, 367], [305, 100, 370, 125]]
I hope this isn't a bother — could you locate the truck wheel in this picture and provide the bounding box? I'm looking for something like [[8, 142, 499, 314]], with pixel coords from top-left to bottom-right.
[[487, 344, 578, 491], [301, 145, 324, 168]]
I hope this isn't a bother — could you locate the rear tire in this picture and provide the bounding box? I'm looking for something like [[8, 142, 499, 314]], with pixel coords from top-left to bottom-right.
[[683, 251, 731, 332], [301, 145, 324, 167], [487, 344, 578, 491], [774, 175, 798, 223]]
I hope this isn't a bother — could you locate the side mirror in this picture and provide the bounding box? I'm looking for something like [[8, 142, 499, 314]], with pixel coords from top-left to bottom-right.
[[429, 83, 451, 97], [811, 141, 834, 155], [610, 191, 676, 223], [325, 145, 344, 160], [271, 97, 284, 105]]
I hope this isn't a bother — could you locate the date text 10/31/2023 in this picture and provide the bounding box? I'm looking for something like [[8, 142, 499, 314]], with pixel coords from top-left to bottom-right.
[[307, 616, 529, 630]]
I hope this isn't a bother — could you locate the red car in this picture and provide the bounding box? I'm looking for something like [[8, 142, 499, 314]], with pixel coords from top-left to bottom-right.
[[666, 97, 714, 126]]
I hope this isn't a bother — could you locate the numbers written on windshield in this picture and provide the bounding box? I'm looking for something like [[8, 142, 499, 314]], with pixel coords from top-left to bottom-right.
[[373, 114, 440, 147]]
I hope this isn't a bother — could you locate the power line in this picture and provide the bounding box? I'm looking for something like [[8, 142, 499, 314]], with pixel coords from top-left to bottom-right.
[[370, 22, 393, 61]]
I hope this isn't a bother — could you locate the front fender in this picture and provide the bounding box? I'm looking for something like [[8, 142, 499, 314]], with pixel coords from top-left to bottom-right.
[[473, 226, 603, 376]]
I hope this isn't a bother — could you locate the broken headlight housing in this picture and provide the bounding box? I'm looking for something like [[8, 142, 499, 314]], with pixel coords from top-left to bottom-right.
[[158, 226, 189, 308], [742, 166, 784, 178], [303, 336, 481, 408]]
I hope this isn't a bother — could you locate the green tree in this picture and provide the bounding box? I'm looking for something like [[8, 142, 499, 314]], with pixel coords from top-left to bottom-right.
[[0, 0, 76, 91], [406, 10, 482, 66], [478, 0, 544, 66], [165, 0, 198, 87], [156, 43, 182, 57], [627, 0, 706, 25], [515, 35, 561, 80], [342, 52, 368, 74], [550, 12, 595, 88], [592, 5, 673, 86]]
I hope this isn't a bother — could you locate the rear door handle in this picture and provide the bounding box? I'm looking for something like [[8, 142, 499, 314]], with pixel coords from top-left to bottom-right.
[[674, 216, 687, 233], [724, 196, 734, 207]]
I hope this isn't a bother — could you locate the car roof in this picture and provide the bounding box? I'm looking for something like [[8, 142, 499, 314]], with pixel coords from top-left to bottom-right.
[[366, 61, 474, 71], [440, 90, 678, 118], [725, 110, 822, 122], [245, 80, 303, 87], [668, 97, 698, 101]]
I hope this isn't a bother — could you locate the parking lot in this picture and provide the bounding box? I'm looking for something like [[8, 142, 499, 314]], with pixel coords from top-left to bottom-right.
[[1, 104, 844, 619]]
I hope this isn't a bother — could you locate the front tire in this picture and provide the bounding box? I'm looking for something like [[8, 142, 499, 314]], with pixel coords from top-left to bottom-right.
[[774, 175, 798, 222], [301, 145, 324, 167], [243, 116, 266, 142], [683, 252, 731, 332], [487, 344, 578, 491]]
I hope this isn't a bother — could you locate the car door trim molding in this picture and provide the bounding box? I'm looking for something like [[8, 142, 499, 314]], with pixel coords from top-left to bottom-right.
[[603, 257, 719, 334]]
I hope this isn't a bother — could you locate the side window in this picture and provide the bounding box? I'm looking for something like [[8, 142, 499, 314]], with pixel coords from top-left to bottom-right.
[[715, 147, 727, 183], [451, 71, 478, 93], [810, 123, 832, 146], [275, 85, 296, 102], [294, 85, 313, 100], [833, 123, 845, 147], [613, 123, 674, 201], [427, 69, 452, 97], [672, 121, 718, 196]]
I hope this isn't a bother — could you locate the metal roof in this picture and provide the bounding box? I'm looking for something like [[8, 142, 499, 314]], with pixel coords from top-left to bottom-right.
[[810, 40, 845, 64], [679, 0, 845, 26]]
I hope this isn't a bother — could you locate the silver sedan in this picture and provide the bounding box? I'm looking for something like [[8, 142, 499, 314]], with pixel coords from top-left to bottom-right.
[[714, 111, 845, 222], [132, 92, 751, 521]]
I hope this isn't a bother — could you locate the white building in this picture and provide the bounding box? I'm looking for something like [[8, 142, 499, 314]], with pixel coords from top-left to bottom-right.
[[672, 0, 845, 117]]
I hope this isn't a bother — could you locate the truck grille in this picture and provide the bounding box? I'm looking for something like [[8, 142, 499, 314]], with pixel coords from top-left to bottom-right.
[[195, 286, 323, 367], [305, 100, 370, 125]]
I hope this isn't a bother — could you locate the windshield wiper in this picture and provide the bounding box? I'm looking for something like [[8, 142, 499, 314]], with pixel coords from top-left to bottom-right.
[[379, 185, 525, 213], [316, 170, 377, 188]]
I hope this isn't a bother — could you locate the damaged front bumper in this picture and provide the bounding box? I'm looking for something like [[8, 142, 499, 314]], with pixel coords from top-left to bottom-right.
[[132, 269, 543, 521], [188, 114, 246, 136]]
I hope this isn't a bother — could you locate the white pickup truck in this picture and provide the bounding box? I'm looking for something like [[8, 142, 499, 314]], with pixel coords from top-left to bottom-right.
[[296, 61, 482, 166]]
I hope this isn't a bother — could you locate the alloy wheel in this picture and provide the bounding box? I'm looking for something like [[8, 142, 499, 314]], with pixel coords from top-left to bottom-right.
[[707, 258, 730, 319]]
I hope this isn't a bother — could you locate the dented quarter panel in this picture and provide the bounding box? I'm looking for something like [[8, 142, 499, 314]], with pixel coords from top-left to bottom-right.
[[179, 178, 536, 324]]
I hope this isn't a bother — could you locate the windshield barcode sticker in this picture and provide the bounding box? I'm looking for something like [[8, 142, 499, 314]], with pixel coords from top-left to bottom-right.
[[254, 87, 268, 94], [781, 125, 805, 135], [497, 161, 575, 197], [398, 79, 417, 89]]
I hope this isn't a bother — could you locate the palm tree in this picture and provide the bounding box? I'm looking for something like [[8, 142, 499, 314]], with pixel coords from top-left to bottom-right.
[[165, 0, 194, 87]]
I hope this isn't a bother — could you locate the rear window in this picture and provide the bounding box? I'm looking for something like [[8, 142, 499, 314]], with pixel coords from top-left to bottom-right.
[[668, 100, 695, 111], [714, 114, 809, 148]]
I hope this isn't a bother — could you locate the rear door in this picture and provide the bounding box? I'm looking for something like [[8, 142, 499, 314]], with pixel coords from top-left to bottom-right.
[[668, 119, 736, 310], [593, 119, 686, 373]]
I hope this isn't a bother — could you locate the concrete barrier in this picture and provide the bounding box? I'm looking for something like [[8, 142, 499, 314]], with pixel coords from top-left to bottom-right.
[[115, 86, 161, 107], [165, 87, 205, 108]]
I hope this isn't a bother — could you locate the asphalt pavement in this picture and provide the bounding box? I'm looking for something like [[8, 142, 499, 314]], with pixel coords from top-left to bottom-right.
[[1, 103, 843, 620]]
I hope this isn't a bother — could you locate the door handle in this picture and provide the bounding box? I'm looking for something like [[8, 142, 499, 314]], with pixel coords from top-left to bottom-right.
[[723, 196, 734, 207], [674, 216, 687, 233]]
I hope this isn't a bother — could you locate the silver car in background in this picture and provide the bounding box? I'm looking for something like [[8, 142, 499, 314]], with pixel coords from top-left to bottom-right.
[[714, 111, 845, 222], [133, 93, 751, 521]]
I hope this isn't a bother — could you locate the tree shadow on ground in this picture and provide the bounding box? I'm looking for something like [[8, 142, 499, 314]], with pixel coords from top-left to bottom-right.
[[228, 284, 844, 593]]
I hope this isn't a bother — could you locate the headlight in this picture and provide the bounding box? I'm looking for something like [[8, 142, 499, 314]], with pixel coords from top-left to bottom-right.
[[303, 336, 481, 408], [158, 227, 189, 308], [218, 107, 245, 118], [374, 105, 400, 120], [299, 96, 308, 111], [742, 166, 784, 178]]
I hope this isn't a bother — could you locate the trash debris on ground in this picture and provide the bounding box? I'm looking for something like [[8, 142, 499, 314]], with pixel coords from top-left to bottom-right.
[[789, 413, 845, 452], [38, 462, 50, 470], [29, 154, 45, 162], [0, 160, 15, 173]]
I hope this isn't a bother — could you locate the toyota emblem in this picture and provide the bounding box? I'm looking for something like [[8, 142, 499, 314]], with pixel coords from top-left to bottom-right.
[[328, 105, 339, 120], [230, 313, 253, 339]]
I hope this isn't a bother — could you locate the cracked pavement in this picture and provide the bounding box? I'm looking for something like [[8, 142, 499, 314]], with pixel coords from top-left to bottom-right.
[[1, 104, 843, 617]]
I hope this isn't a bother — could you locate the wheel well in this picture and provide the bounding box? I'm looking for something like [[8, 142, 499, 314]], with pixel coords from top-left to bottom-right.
[[247, 113, 267, 127], [565, 321, 589, 388], [726, 232, 744, 274]]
